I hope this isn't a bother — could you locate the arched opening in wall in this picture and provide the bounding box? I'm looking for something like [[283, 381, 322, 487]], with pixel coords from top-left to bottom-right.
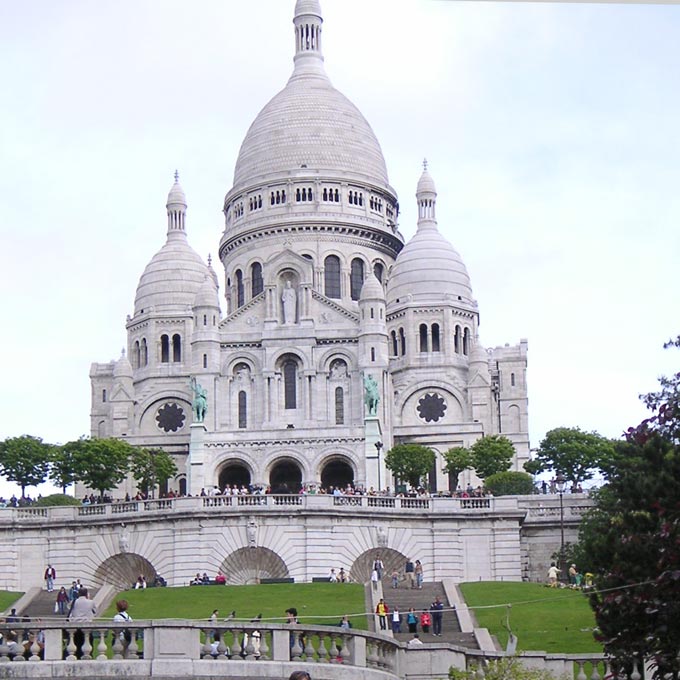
[[133, 341, 140, 368], [141, 338, 148, 366], [454, 326, 461, 354], [236, 269, 244, 307], [390, 331, 398, 357], [220, 547, 289, 585], [218, 462, 252, 490], [373, 262, 384, 283], [399, 328, 406, 356], [419, 324, 428, 352], [93, 553, 157, 590], [269, 459, 302, 493], [350, 258, 364, 301], [432, 323, 441, 352], [161, 334, 170, 363], [178, 476, 187, 496], [283, 359, 298, 410], [324, 255, 341, 299], [350, 547, 407, 585], [334, 386, 344, 425], [238, 390, 247, 429], [320, 458, 354, 490], [463, 328, 470, 356], [251, 262, 263, 297], [172, 334, 181, 362]]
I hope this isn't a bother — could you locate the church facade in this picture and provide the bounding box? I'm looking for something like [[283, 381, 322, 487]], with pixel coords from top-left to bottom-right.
[[89, 0, 529, 498]]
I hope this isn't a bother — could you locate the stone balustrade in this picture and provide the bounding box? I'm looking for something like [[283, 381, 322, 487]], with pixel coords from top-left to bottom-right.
[[0, 493, 591, 524]]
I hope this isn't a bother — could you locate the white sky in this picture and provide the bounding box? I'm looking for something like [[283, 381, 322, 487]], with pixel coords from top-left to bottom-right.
[[1, 0, 678, 498]]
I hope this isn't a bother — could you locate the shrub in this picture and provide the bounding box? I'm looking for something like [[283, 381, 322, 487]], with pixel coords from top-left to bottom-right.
[[34, 493, 81, 507], [450, 657, 562, 680], [484, 471, 535, 496]]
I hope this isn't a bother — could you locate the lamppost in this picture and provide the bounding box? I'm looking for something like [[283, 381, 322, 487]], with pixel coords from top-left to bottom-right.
[[375, 441, 383, 492], [555, 472, 566, 579]]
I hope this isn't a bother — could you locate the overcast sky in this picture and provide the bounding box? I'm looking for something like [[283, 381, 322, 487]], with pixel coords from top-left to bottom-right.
[[1, 0, 678, 498]]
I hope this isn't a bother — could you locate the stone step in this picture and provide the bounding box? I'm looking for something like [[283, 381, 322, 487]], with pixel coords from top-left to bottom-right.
[[20, 588, 97, 620]]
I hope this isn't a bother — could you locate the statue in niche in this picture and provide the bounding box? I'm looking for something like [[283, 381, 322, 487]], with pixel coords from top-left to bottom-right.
[[364, 374, 380, 416], [376, 526, 388, 548], [119, 525, 130, 553], [330, 360, 347, 378], [190, 376, 208, 422], [282, 280, 297, 324], [247, 519, 257, 548], [236, 364, 250, 382]]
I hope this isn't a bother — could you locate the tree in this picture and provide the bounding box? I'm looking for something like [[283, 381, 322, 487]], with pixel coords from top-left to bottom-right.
[[577, 336, 680, 680], [69, 437, 134, 497], [442, 447, 473, 490], [384, 444, 435, 489], [470, 435, 514, 479], [0, 435, 52, 497], [129, 447, 177, 496], [526, 426, 615, 485], [484, 471, 535, 496], [50, 439, 83, 493]]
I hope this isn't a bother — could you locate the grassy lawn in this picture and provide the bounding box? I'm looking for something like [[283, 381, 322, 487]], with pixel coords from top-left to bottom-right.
[[0, 591, 23, 613], [102, 583, 368, 630], [459, 582, 602, 654]]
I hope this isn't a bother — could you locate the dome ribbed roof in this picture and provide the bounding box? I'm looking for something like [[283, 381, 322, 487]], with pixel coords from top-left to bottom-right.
[[134, 234, 209, 315], [360, 270, 384, 301], [193, 275, 220, 309], [232, 76, 388, 190], [113, 350, 133, 379]]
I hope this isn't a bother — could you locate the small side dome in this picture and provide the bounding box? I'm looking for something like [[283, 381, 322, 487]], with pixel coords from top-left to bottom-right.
[[359, 270, 384, 302], [193, 275, 220, 309], [470, 340, 489, 366], [416, 164, 436, 195], [167, 170, 186, 208], [113, 349, 133, 379]]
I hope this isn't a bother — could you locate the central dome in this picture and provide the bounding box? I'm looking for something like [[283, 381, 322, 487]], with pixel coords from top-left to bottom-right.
[[231, 1, 389, 192]]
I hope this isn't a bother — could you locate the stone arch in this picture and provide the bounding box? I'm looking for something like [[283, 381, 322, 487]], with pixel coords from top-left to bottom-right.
[[320, 455, 355, 489], [269, 457, 303, 493], [218, 460, 252, 490], [220, 547, 289, 585], [350, 547, 407, 584], [138, 393, 192, 434], [93, 553, 157, 589]]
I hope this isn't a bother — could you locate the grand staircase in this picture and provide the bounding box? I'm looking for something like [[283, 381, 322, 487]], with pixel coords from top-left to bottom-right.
[[380, 582, 478, 649]]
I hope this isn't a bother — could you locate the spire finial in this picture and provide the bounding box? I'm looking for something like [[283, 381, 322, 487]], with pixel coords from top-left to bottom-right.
[[423, 158, 428, 171], [207, 254, 212, 266], [174, 169, 179, 182]]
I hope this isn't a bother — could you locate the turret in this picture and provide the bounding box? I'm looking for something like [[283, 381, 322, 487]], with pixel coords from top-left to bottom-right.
[[191, 274, 221, 373]]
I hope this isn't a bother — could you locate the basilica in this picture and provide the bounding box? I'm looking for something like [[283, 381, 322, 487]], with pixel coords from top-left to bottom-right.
[[89, 0, 529, 498]]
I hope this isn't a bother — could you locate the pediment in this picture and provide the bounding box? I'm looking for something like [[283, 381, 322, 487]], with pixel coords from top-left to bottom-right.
[[264, 249, 314, 285]]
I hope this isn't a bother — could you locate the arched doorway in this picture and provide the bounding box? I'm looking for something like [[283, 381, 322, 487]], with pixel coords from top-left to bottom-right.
[[269, 459, 302, 493], [218, 462, 251, 490], [320, 458, 354, 490], [93, 553, 157, 589], [351, 547, 407, 584], [220, 547, 289, 585]]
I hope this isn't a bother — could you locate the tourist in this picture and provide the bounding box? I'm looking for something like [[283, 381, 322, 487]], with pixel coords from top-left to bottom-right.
[[406, 607, 419, 633], [430, 597, 444, 636], [338, 614, 352, 629], [415, 559, 424, 589], [113, 599, 133, 650], [568, 563, 578, 586], [408, 633, 423, 647], [391, 569, 399, 589], [56, 587, 69, 615], [375, 598, 389, 631], [370, 567, 379, 591], [68, 581, 79, 603], [68, 587, 97, 658], [420, 610, 431, 633], [44, 564, 56, 592], [328, 568, 337, 583], [547, 562, 560, 587], [373, 555, 384, 580], [405, 558, 415, 589], [215, 571, 226, 585], [135, 575, 147, 589], [391, 606, 401, 633], [338, 567, 347, 583], [289, 672, 312, 680]]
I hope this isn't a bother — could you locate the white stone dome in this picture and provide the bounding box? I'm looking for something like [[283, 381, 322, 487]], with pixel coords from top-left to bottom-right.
[[134, 235, 209, 315], [359, 270, 384, 301], [113, 350, 133, 379], [295, 0, 321, 15], [193, 275, 220, 309]]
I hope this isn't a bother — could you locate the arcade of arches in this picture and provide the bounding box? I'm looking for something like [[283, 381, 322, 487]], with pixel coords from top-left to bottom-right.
[[217, 457, 354, 491]]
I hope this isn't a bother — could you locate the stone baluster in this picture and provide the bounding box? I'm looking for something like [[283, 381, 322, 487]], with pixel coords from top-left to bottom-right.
[[202, 629, 213, 658], [0, 635, 10, 660], [576, 661, 587, 680], [290, 632, 303, 660], [216, 635, 228, 659], [65, 630, 77, 661], [366, 640, 378, 668], [81, 632, 93, 660], [339, 635, 350, 665], [590, 660, 603, 680], [112, 631, 124, 659], [303, 632, 315, 660], [630, 661, 642, 680], [475, 660, 486, 679], [96, 629, 108, 660], [127, 632, 139, 659], [257, 630, 269, 660], [328, 634, 339, 663], [230, 630, 242, 658], [244, 630, 256, 660], [317, 633, 329, 663]]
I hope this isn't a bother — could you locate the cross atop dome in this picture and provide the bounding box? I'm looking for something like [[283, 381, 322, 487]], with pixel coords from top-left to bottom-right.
[[423, 158, 428, 171]]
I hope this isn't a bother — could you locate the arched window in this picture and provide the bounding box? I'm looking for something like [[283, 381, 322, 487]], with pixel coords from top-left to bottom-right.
[[324, 255, 341, 299], [371, 347, 376, 362], [133, 341, 140, 369], [178, 477, 187, 496], [203, 353, 208, 369], [172, 334, 181, 362], [335, 386, 344, 425], [283, 360, 297, 409], [463, 328, 470, 356], [399, 327, 406, 356], [203, 314, 207, 326], [373, 262, 384, 283], [251, 262, 263, 297], [432, 323, 441, 352], [238, 390, 247, 429], [236, 270, 244, 307], [350, 258, 364, 301], [102, 389, 107, 403], [391, 330, 398, 357], [454, 326, 461, 354], [511, 372, 516, 387], [419, 324, 428, 353], [161, 334, 170, 363], [141, 338, 148, 366]]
